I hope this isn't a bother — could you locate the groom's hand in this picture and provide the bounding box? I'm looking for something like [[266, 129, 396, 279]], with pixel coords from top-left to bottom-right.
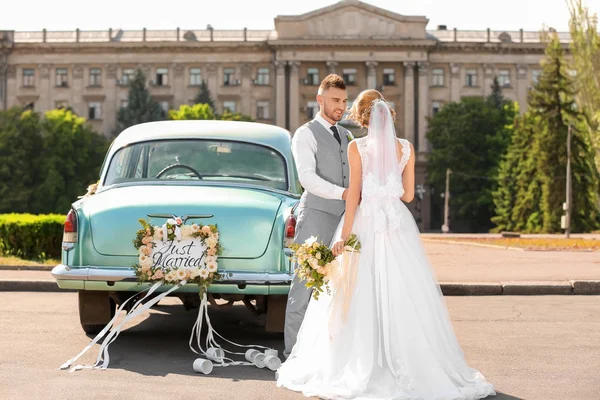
[[342, 189, 348, 200]]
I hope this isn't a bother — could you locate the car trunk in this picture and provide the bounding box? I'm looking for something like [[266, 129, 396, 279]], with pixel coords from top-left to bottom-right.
[[85, 185, 282, 259]]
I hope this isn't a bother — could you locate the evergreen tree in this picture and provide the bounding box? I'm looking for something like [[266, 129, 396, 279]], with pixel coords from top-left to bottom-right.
[[487, 76, 506, 110], [568, 0, 600, 175], [193, 80, 215, 111], [492, 32, 600, 233], [116, 69, 165, 134]]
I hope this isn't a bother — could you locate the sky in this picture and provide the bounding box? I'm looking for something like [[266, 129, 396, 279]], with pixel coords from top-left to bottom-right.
[[1, 0, 598, 32]]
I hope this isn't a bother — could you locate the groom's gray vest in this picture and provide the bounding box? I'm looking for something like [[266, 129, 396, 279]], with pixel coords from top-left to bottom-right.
[[298, 120, 351, 216]]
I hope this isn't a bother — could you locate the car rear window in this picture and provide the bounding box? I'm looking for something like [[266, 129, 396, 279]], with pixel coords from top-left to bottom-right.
[[104, 139, 288, 191]]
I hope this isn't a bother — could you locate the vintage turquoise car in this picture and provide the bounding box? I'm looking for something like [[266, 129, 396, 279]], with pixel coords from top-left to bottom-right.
[[51, 120, 301, 334]]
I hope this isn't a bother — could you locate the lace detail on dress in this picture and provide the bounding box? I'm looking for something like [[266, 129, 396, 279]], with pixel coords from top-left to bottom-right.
[[398, 139, 411, 173], [355, 137, 411, 234]]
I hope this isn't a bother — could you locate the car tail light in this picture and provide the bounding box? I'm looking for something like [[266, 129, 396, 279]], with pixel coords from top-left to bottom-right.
[[284, 215, 296, 248], [63, 209, 78, 245]]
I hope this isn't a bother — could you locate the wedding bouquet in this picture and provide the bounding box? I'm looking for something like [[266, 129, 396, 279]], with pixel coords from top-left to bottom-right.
[[289, 234, 361, 300]]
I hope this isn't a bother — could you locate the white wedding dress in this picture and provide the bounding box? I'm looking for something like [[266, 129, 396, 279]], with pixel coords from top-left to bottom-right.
[[276, 100, 496, 400]]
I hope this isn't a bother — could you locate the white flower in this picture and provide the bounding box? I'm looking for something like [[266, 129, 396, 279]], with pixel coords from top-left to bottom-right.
[[167, 218, 176, 225], [205, 236, 218, 249], [304, 236, 317, 246], [308, 257, 319, 269], [153, 229, 164, 242], [165, 271, 176, 282], [205, 255, 217, 264], [181, 225, 194, 238], [206, 261, 218, 273], [199, 268, 210, 279], [140, 256, 153, 270], [188, 268, 200, 279], [175, 268, 187, 282]]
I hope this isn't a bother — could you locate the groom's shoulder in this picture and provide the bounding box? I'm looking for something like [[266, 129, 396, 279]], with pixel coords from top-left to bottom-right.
[[293, 121, 315, 138]]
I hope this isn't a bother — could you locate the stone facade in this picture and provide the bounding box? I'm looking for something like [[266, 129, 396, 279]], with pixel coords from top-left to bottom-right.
[[0, 0, 570, 231]]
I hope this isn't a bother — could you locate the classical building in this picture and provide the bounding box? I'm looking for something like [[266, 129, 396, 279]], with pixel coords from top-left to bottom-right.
[[0, 0, 570, 231]]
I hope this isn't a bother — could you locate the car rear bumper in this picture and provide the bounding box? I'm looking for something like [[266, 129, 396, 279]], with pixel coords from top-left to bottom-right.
[[51, 264, 293, 295]]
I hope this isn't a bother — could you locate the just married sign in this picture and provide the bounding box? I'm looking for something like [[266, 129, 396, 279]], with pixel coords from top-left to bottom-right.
[[152, 239, 207, 269]]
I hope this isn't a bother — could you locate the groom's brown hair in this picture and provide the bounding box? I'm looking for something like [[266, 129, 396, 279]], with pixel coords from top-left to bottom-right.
[[318, 74, 346, 94]]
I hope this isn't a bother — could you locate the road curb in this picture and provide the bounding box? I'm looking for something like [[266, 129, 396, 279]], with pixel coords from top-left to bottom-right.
[[1, 279, 600, 295], [0, 265, 54, 271]]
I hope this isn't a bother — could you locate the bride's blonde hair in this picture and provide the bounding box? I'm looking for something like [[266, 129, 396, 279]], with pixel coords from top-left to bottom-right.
[[347, 89, 396, 127]]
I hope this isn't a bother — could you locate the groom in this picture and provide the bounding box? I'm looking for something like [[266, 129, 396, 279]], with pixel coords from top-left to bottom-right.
[[284, 74, 352, 358]]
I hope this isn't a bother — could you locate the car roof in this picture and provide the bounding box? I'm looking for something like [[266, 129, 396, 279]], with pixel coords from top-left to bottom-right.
[[111, 120, 292, 152]]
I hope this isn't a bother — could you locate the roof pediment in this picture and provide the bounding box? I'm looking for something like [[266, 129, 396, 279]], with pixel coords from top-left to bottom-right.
[[274, 0, 428, 40]]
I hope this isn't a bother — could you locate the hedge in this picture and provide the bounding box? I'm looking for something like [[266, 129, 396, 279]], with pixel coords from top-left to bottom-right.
[[0, 213, 65, 260]]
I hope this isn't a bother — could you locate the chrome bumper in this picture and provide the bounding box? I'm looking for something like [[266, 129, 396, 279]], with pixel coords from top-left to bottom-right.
[[51, 264, 293, 285]]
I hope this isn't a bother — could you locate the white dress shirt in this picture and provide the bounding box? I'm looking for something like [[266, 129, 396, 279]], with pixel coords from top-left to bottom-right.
[[291, 112, 346, 201]]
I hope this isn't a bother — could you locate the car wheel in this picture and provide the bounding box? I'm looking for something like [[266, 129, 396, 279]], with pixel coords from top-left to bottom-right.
[[78, 291, 116, 336]]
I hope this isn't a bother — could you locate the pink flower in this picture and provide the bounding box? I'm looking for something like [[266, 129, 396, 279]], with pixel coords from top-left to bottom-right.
[[152, 270, 164, 280], [146, 228, 152, 236], [175, 217, 183, 225], [142, 236, 152, 245], [141, 245, 152, 256], [201, 225, 212, 235], [207, 248, 217, 256]]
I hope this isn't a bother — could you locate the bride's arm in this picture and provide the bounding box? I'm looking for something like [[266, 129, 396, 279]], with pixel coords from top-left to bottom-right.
[[341, 141, 362, 241], [400, 142, 416, 203]]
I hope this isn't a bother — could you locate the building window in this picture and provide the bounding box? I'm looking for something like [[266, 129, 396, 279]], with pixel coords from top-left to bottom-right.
[[383, 68, 395, 85], [88, 102, 102, 120], [159, 101, 169, 113], [498, 69, 511, 87], [121, 68, 135, 85], [120, 100, 128, 109], [307, 101, 319, 119], [223, 101, 236, 113], [89, 68, 102, 87], [223, 68, 235, 86], [465, 69, 477, 87], [431, 68, 444, 86], [532, 70, 542, 84], [256, 101, 270, 119], [343, 68, 357, 85], [56, 68, 68, 87], [432, 101, 443, 115], [306, 68, 319, 85], [189, 68, 202, 86], [255, 68, 270, 85], [155, 68, 169, 86], [22, 69, 35, 87]]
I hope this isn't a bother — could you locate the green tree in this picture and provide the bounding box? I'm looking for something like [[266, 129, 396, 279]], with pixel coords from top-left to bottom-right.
[[492, 32, 600, 233], [0, 107, 43, 213], [217, 109, 253, 121], [32, 109, 109, 214], [568, 0, 600, 175], [488, 76, 506, 110], [116, 69, 165, 134], [168, 103, 215, 120], [193, 80, 215, 111], [426, 96, 516, 232]]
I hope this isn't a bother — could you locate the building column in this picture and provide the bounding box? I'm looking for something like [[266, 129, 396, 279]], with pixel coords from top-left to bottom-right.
[[450, 63, 461, 103], [366, 61, 378, 89], [403, 61, 415, 142], [172, 62, 185, 107], [240, 63, 252, 116], [516, 64, 529, 113], [206, 63, 218, 111], [72, 64, 84, 116], [104, 63, 118, 136], [483, 63, 494, 97], [0, 63, 6, 110], [38, 63, 51, 111], [326, 61, 338, 75], [275, 60, 287, 128], [289, 61, 301, 132], [417, 61, 429, 153]]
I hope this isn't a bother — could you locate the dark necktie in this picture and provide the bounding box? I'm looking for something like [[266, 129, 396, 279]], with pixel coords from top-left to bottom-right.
[[330, 125, 341, 145]]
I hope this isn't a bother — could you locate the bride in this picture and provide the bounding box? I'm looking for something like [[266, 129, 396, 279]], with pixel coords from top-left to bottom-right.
[[276, 90, 496, 400]]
